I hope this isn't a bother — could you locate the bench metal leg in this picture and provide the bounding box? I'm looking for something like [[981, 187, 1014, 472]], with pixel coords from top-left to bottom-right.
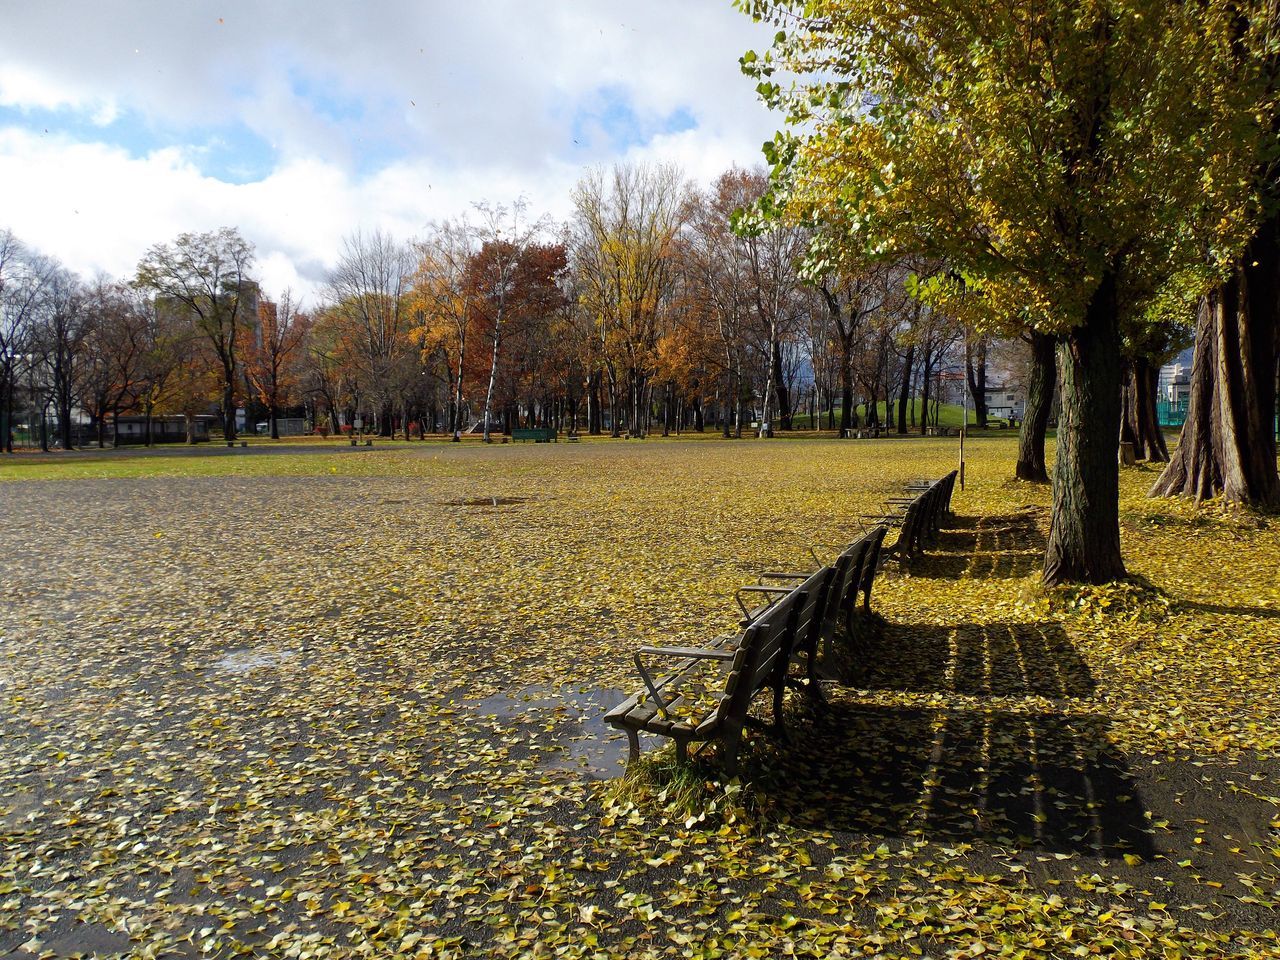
[[675, 738, 689, 765], [719, 727, 742, 777], [771, 678, 789, 742], [626, 730, 640, 764]]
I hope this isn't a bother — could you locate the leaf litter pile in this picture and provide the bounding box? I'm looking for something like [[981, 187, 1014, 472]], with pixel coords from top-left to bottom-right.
[[1, 437, 1277, 959]]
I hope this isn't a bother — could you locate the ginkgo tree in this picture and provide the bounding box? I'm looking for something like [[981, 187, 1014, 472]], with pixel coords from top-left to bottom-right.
[[737, 0, 1270, 584], [411, 219, 477, 441], [571, 163, 689, 438]]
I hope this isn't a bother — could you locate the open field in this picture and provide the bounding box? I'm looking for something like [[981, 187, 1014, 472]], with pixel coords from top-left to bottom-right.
[[1, 437, 1278, 958]]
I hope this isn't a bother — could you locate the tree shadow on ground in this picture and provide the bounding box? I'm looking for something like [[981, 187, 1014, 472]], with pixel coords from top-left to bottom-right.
[[1175, 599, 1280, 620], [910, 508, 1046, 580], [753, 619, 1150, 857], [828, 617, 1095, 699], [752, 701, 1153, 858]]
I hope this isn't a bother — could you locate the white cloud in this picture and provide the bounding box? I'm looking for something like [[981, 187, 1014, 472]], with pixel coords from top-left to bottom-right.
[[0, 1, 784, 298]]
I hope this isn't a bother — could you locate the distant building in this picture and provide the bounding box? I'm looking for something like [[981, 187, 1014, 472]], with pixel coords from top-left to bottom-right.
[[1157, 346, 1194, 426], [1158, 347, 1194, 405], [984, 383, 1026, 422], [109, 415, 213, 444], [255, 418, 307, 436]]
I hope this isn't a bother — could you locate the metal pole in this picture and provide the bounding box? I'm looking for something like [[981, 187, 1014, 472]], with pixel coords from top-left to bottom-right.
[[959, 369, 967, 491]]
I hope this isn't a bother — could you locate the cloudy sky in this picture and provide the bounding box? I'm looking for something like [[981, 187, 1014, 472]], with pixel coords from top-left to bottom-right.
[[0, 1, 779, 299]]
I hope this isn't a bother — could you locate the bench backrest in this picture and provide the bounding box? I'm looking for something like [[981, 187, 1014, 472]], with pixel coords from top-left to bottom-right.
[[924, 471, 953, 533], [820, 546, 858, 629], [940, 469, 957, 514], [898, 496, 926, 558], [857, 524, 888, 607], [717, 588, 806, 726], [833, 535, 872, 620], [790, 565, 837, 660]]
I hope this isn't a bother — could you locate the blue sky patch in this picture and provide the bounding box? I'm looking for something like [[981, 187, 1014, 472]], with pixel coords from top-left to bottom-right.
[[0, 102, 278, 184], [569, 86, 697, 155], [288, 69, 367, 125]]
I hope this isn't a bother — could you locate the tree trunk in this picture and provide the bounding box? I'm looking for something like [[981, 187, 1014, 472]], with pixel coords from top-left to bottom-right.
[[838, 361, 854, 438], [452, 338, 466, 441], [482, 321, 501, 443], [1043, 272, 1127, 585], [58, 396, 73, 451], [223, 380, 236, 442], [759, 336, 776, 439], [897, 344, 914, 434], [919, 360, 932, 436], [1150, 226, 1280, 507], [1016, 332, 1056, 483], [1120, 357, 1139, 449], [3, 378, 12, 453], [733, 369, 745, 440], [966, 336, 988, 428], [773, 347, 792, 431], [1132, 356, 1169, 462]]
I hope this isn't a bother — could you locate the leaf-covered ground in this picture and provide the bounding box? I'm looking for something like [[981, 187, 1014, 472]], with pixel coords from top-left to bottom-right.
[[1, 437, 1277, 959]]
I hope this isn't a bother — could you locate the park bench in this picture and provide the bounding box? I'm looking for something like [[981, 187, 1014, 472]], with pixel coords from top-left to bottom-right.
[[880, 470, 957, 563], [512, 427, 558, 443], [736, 564, 837, 695], [604, 525, 895, 772], [752, 525, 888, 682], [605, 585, 810, 774]]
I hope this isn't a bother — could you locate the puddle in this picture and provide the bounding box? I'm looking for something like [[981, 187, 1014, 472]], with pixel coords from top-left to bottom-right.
[[444, 496, 530, 507], [41, 925, 133, 958], [471, 686, 630, 779], [1, 791, 45, 830], [212, 649, 295, 675]]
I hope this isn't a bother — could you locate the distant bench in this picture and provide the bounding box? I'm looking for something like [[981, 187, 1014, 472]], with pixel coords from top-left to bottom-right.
[[512, 428, 558, 443], [872, 470, 957, 564]]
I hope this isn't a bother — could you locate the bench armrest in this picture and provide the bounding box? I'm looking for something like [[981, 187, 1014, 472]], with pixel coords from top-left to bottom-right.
[[757, 571, 813, 584], [636, 646, 736, 660], [860, 513, 903, 527], [735, 584, 790, 620], [808, 540, 854, 565], [634, 646, 735, 719]]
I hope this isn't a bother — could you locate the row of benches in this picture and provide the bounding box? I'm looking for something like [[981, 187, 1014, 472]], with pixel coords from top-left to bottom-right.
[[605, 471, 957, 774], [878, 470, 958, 564], [604, 525, 887, 775]]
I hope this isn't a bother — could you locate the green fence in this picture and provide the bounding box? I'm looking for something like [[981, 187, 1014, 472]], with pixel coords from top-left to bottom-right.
[[1156, 398, 1188, 428]]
